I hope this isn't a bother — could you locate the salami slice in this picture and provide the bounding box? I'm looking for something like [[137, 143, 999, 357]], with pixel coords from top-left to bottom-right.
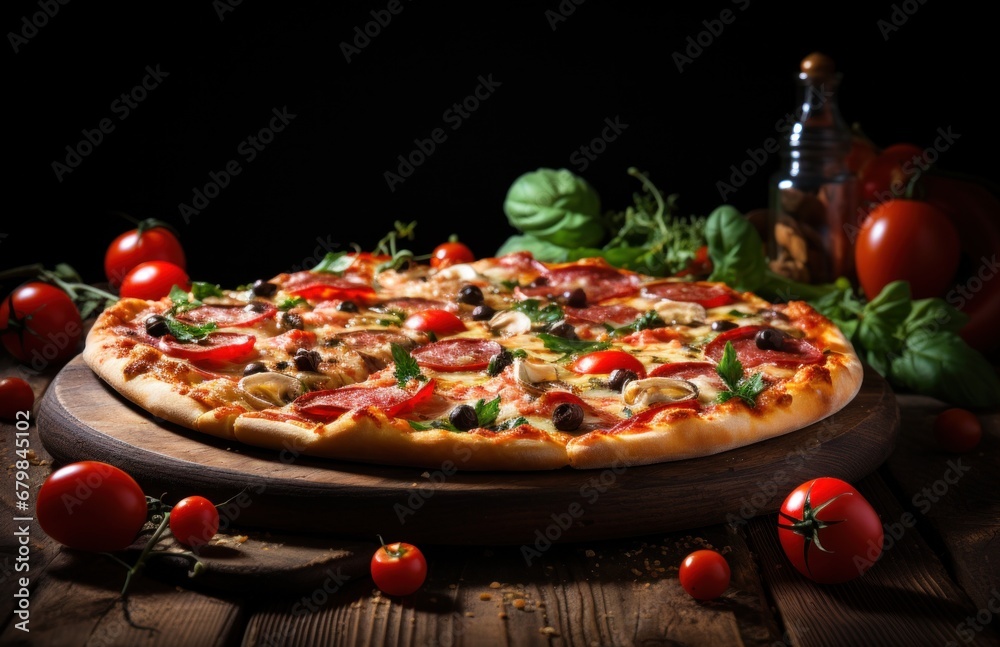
[[176, 303, 277, 327], [642, 281, 736, 309], [284, 271, 376, 302], [335, 330, 414, 350], [648, 361, 725, 389], [517, 265, 639, 303], [704, 326, 824, 368], [411, 338, 503, 372], [565, 304, 641, 325], [295, 379, 436, 420], [375, 298, 453, 315]]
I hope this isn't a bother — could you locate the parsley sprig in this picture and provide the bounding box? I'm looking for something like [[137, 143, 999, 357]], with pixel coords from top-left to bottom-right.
[[511, 300, 564, 326], [537, 333, 611, 361], [407, 396, 515, 432], [162, 285, 217, 342], [715, 341, 766, 407], [391, 343, 427, 387], [611, 310, 666, 336]]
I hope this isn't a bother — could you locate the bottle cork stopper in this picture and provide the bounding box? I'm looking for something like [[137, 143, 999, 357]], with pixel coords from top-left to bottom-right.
[[800, 52, 835, 78]]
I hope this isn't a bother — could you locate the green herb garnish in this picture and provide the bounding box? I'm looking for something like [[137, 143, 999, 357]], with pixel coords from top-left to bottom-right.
[[511, 299, 564, 326], [391, 342, 426, 387], [164, 318, 217, 343], [278, 297, 307, 311], [715, 341, 766, 407], [408, 419, 460, 432], [168, 285, 201, 313], [500, 279, 520, 291], [191, 281, 224, 300], [613, 310, 666, 336], [312, 252, 356, 275], [494, 416, 529, 431], [376, 309, 407, 327], [537, 333, 611, 360], [474, 396, 501, 427]]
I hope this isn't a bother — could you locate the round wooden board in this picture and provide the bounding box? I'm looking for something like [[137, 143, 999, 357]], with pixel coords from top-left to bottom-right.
[[38, 355, 899, 546]]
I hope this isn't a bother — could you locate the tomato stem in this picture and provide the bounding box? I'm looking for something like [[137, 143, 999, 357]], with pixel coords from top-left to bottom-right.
[[118, 511, 172, 597]]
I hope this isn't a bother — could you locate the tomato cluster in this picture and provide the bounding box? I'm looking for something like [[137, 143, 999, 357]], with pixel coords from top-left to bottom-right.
[[852, 141, 1000, 350]]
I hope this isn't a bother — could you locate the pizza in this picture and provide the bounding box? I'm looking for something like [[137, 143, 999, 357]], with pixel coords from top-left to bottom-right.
[[82, 252, 864, 471]]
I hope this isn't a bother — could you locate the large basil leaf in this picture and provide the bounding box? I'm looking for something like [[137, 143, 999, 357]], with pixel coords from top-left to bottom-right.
[[705, 205, 767, 292], [890, 332, 1000, 408], [503, 168, 604, 248]]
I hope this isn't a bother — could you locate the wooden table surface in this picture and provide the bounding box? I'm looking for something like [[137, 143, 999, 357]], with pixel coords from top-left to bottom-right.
[[2, 355, 998, 647]]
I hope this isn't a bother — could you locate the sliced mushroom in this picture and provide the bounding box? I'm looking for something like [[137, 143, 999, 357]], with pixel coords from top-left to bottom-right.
[[238, 372, 306, 410], [489, 310, 532, 336], [654, 299, 707, 325], [622, 377, 699, 409], [513, 357, 570, 395], [434, 263, 480, 281]]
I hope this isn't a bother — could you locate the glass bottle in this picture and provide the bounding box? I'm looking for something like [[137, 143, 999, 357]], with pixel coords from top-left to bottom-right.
[[768, 52, 859, 285]]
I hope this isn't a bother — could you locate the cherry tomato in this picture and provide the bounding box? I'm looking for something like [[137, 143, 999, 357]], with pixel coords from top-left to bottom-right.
[[403, 309, 466, 336], [430, 241, 475, 269], [854, 199, 960, 300], [933, 408, 982, 453], [0, 377, 34, 421], [679, 550, 731, 600], [37, 461, 148, 552], [105, 220, 186, 290], [169, 496, 220, 548], [0, 282, 83, 365], [777, 477, 883, 584], [119, 261, 191, 301], [568, 350, 647, 378], [858, 143, 924, 206], [371, 540, 428, 596]]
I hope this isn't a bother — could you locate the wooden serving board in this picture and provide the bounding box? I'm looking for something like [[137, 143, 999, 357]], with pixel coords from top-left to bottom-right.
[[37, 355, 899, 546]]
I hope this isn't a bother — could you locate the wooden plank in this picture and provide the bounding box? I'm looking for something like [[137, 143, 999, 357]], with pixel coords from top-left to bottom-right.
[[884, 394, 1000, 615], [0, 550, 246, 647], [38, 357, 898, 544], [241, 526, 781, 647], [747, 470, 1000, 646]]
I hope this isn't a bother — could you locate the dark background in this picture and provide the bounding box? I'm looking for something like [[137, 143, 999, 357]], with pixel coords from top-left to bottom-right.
[[4, 1, 993, 289]]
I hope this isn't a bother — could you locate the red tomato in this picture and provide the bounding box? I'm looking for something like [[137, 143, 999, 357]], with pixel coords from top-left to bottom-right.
[[430, 241, 475, 269], [569, 350, 647, 378], [679, 550, 731, 600], [403, 309, 466, 336], [105, 221, 186, 289], [37, 461, 148, 552], [777, 477, 883, 584], [858, 143, 924, 206], [0, 377, 34, 421], [371, 540, 428, 596], [119, 261, 191, 300], [854, 199, 961, 300], [0, 282, 83, 365], [169, 496, 220, 548], [933, 408, 982, 453]]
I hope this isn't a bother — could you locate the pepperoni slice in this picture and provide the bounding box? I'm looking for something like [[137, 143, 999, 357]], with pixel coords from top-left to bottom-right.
[[565, 305, 641, 325], [295, 379, 436, 420], [703, 325, 824, 368], [642, 281, 736, 309], [411, 338, 502, 372], [517, 265, 639, 303], [283, 272, 376, 302], [648, 361, 725, 389], [157, 332, 257, 365], [336, 330, 414, 350], [176, 303, 277, 327]]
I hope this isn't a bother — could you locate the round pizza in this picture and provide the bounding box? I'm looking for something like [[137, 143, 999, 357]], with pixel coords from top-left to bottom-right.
[[83, 251, 864, 471]]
